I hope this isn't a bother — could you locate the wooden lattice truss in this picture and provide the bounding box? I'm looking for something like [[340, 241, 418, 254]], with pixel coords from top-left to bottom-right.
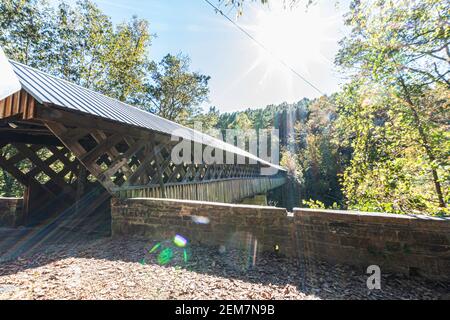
[[43, 120, 261, 192], [0, 91, 263, 206]]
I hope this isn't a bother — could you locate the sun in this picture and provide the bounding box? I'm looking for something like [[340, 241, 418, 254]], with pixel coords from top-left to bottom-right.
[[243, 3, 340, 85]]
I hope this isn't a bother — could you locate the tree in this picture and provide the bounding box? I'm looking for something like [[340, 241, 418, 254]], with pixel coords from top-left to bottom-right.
[[280, 148, 303, 184], [187, 106, 220, 130], [0, 0, 53, 66], [0, 146, 24, 197], [250, 108, 272, 131], [0, 0, 153, 104], [228, 113, 253, 130], [104, 16, 153, 103], [0, 0, 155, 197], [279, 147, 303, 209], [291, 96, 344, 207], [336, 0, 449, 87], [45, 1, 153, 103], [336, 0, 449, 214], [219, 0, 306, 14], [144, 54, 210, 125], [46, 1, 115, 89]]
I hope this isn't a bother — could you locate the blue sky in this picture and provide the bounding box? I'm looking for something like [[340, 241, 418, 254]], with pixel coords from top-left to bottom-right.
[[60, 0, 350, 112]]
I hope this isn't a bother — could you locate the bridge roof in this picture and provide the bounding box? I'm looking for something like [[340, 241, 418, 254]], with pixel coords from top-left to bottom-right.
[[10, 60, 284, 171]]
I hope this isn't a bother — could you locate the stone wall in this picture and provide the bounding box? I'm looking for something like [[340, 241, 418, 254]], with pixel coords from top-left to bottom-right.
[[0, 197, 24, 227], [112, 198, 295, 255], [294, 208, 450, 279], [111, 198, 450, 281]]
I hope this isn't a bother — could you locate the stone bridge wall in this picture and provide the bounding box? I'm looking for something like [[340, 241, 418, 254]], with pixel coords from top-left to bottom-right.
[[111, 198, 450, 281]]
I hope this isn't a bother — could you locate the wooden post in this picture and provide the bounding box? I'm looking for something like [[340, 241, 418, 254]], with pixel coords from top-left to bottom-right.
[[154, 145, 166, 198], [75, 166, 86, 216]]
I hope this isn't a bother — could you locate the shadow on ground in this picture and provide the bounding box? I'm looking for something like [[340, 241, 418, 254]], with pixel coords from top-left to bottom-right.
[[0, 220, 448, 300]]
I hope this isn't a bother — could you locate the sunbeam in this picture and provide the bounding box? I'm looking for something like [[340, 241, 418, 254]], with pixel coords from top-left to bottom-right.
[[240, 3, 343, 89]]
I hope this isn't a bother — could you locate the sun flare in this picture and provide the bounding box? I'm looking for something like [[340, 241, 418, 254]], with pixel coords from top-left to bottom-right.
[[244, 3, 341, 85]]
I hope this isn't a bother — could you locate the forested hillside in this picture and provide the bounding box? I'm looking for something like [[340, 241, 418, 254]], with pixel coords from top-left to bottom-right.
[[203, 96, 346, 210], [210, 0, 450, 215]]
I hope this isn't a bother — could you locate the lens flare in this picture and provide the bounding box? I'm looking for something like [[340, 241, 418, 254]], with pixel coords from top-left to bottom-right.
[[149, 243, 161, 253], [191, 215, 210, 225], [158, 248, 173, 265], [142, 234, 191, 267], [220, 231, 258, 273], [173, 234, 187, 248]]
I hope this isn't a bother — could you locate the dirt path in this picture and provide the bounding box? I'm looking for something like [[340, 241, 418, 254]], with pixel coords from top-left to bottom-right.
[[0, 233, 448, 300]]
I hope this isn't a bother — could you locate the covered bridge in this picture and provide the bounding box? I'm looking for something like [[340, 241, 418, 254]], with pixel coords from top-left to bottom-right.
[[0, 58, 286, 226]]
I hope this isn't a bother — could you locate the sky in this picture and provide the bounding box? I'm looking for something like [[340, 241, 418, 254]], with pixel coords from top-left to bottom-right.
[[59, 0, 350, 112]]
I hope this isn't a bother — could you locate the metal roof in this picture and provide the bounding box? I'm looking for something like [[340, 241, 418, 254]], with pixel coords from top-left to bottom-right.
[[10, 60, 284, 171]]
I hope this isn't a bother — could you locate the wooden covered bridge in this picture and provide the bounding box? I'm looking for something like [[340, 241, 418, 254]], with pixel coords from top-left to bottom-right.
[[0, 59, 286, 225]]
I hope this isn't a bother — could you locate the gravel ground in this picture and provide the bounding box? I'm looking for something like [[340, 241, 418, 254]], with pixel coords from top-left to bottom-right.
[[0, 231, 448, 300]]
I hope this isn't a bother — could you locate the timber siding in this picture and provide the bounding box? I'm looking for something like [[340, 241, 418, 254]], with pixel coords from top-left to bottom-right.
[[114, 176, 286, 203]]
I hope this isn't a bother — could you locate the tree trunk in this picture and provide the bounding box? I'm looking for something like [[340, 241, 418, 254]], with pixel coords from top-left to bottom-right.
[[399, 78, 446, 208]]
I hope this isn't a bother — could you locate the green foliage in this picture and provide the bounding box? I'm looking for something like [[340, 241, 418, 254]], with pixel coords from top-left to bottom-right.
[[336, 81, 449, 215], [336, 0, 449, 215], [216, 98, 309, 130], [336, 0, 449, 88], [0, 0, 447, 217], [187, 106, 220, 130], [302, 199, 339, 210], [295, 96, 345, 207], [104, 16, 152, 103], [0, 146, 24, 197], [0, 0, 153, 104], [228, 113, 253, 130], [280, 149, 303, 184], [0, 0, 51, 65], [144, 54, 210, 125]]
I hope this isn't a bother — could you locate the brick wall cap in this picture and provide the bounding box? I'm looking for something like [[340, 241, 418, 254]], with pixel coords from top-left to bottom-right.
[[293, 208, 450, 221], [129, 197, 287, 211]]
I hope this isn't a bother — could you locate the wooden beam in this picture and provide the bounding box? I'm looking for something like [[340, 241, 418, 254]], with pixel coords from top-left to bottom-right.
[[0, 154, 30, 186], [0, 132, 62, 146], [13, 144, 76, 195], [101, 139, 148, 181], [4, 94, 13, 118], [81, 132, 123, 165], [0, 98, 5, 118], [19, 90, 27, 114], [122, 141, 172, 187], [44, 121, 115, 190]]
